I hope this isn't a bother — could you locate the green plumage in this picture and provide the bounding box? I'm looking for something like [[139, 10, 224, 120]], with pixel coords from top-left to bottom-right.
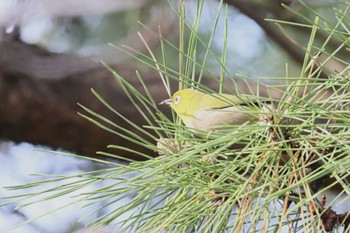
[[161, 89, 260, 131]]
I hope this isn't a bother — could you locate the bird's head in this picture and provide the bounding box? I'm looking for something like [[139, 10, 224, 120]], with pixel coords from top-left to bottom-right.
[[159, 89, 204, 116]]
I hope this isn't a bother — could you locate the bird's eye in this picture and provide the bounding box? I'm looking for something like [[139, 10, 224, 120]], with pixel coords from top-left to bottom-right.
[[173, 96, 181, 105]]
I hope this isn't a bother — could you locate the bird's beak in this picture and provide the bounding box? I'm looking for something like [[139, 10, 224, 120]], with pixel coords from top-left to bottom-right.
[[159, 98, 173, 105]]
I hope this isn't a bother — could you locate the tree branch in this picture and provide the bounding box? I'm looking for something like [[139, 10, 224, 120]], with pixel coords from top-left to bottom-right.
[[224, 0, 305, 65]]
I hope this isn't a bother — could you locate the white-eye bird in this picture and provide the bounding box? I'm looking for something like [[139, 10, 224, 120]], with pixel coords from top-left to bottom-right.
[[160, 88, 263, 131]]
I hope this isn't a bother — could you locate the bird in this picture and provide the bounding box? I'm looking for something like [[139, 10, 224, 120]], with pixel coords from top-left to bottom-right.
[[159, 88, 266, 131]]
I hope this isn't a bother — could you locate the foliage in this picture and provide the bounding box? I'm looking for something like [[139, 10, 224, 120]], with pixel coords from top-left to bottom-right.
[[2, 0, 350, 232]]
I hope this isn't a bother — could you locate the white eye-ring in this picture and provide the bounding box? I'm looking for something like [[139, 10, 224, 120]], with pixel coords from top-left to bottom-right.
[[173, 95, 181, 105]]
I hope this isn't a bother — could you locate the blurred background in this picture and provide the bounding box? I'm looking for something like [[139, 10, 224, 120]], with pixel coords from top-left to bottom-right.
[[0, 0, 347, 232]]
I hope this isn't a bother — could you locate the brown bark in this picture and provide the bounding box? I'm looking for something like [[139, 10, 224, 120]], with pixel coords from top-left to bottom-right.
[[0, 32, 176, 160]]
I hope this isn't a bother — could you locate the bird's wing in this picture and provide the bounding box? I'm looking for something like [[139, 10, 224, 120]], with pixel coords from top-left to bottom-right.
[[208, 93, 259, 109]]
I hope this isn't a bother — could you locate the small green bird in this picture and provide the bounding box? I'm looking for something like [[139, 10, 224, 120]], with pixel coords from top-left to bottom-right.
[[160, 88, 263, 131]]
